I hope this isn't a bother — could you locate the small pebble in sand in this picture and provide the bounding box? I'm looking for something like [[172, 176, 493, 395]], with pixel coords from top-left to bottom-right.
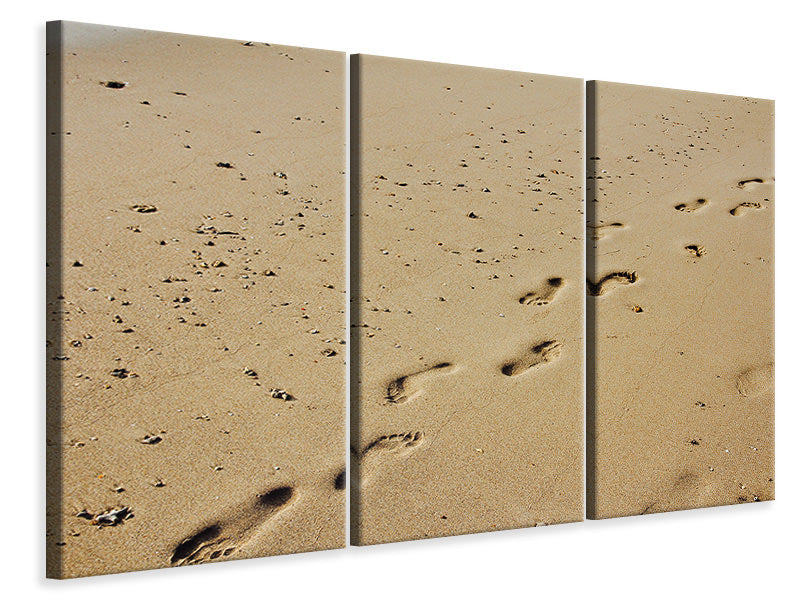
[[91, 506, 134, 527], [139, 434, 162, 445], [243, 368, 258, 378], [130, 204, 158, 213], [270, 388, 294, 401], [110, 367, 130, 379], [321, 348, 337, 357]]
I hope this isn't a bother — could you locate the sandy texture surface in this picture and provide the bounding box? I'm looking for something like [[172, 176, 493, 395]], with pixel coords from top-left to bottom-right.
[[46, 22, 346, 577], [351, 56, 584, 544], [587, 82, 774, 518]]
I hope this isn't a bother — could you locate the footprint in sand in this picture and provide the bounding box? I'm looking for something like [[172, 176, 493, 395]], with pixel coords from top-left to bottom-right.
[[587, 222, 625, 240], [501, 340, 562, 377], [170, 486, 295, 567], [674, 198, 708, 213], [735, 362, 774, 398], [587, 271, 638, 296], [519, 277, 565, 306], [385, 363, 457, 404], [729, 202, 764, 216], [358, 432, 425, 482], [737, 177, 772, 189]]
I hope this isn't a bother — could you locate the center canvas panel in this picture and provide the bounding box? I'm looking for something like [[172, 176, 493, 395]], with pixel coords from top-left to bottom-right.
[[351, 55, 584, 544]]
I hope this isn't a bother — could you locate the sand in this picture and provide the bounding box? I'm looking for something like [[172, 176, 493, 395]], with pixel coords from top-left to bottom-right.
[[46, 22, 346, 578], [351, 56, 584, 544], [586, 82, 775, 518]]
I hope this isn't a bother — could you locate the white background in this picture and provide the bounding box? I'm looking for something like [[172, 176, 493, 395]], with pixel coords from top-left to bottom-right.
[[3, 1, 797, 597]]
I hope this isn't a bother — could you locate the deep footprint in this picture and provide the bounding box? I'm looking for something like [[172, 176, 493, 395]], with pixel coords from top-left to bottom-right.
[[730, 202, 763, 216], [519, 277, 565, 306], [386, 363, 457, 404], [501, 340, 562, 377], [170, 486, 294, 567], [587, 271, 638, 296], [737, 178, 766, 189], [674, 198, 708, 213]]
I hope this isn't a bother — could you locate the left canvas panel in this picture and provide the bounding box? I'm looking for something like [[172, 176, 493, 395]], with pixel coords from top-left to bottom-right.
[[46, 22, 347, 578]]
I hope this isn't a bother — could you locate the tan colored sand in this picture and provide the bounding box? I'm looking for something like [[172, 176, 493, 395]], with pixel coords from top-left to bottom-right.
[[587, 82, 774, 518], [46, 22, 346, 578], [352, 56, 584, 544]]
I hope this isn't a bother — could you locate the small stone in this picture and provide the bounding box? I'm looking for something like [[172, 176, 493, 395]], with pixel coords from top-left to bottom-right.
[[130, 204, 158, 213], [110, 367, 129, 379], [269, 388, 294, 401], [139, 434, 162, 445], [91, 506, 133, 527]]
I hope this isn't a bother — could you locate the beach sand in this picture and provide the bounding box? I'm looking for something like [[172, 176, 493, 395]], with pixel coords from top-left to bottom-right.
[[46, 22, 346, 577], [351, 56, 584, 544], [586, 82, 775, 518]]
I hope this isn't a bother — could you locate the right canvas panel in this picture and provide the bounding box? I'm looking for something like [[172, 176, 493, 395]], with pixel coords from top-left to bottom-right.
[[586, 81, 775, 519]]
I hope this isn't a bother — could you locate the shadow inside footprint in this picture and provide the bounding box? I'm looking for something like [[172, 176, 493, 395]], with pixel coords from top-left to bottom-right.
[[501, 340, 562, 377], [170, 485, 295, 567], [170, 525, 222, 565], [385, 363, 456, 404], [519, 277, 565, 306], [334, 469, 346, 491]]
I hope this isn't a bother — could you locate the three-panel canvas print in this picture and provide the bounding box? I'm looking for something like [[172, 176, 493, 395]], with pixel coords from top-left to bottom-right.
[[46, 21, 775, 578]]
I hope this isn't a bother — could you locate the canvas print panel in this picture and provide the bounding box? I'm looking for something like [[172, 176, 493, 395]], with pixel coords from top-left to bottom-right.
[[586, 81, 774, 519], [46, 22, 346, 577], [351, 55, 584, 545]]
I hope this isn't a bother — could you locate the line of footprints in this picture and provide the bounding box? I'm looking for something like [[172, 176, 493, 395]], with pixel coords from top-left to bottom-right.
[[587, 176, 772, 296], [355, 276, 567, 484], [168, 176, 771, 567]]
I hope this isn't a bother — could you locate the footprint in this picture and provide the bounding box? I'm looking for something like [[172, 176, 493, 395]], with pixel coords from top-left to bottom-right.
[[587, 271, 638, 296], [735, 363, 774, 398], [674, 198, 708, 213], [170, 486, 295, 567], [519, 277, 565, 306], [737, 178, 768, 189], [587, 222, 625, 240], [385, 363, 457, 404], [501, 340, 562, 377], [685, 244, 706, 258], [729, 202, 763, 216], [359, 432, 425, 481]]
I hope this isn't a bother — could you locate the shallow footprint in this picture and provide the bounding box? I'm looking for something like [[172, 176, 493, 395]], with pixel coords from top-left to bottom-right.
[[519, 277, 565, 306], [729, 202, 764, 216], [359, 432, 425, 482], [170, 486, 295, 567], [735, 362, 774, 398], [674, 198, 708, 213], [501, 340, 562, 377], [587, 222, 625, 240], [587, 271, 638, 296], [386, 363, 457, 404]]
